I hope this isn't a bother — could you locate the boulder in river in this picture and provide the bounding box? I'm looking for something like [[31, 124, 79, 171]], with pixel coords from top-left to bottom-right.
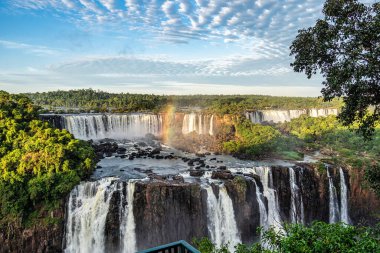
[[190, 170, 205, 177], [211, 170, 234, 180]]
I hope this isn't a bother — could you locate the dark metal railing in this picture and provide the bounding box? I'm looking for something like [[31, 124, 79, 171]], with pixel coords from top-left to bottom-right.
[[137, 240, 200, 253]]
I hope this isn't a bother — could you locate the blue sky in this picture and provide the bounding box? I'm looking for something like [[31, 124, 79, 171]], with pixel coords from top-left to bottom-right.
[[0, 0, 374, 96]]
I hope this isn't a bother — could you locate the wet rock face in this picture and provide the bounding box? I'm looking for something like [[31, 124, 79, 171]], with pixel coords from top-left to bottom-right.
[[39, 114, 65, 129], [0, 204, 65, 253], [131, 177, 264, 248], [105, 189, 122, 253], [133, 181, 208, 250], [298, 164, 329, 224], [2, 163, 380, 253], [293, 164, 380, 226], [189, 170, 205, 177], [92, 142, 119, 158], [271, 166, 292, 222], [348, 167, 380, 226], [212, 170, 234, 180], [225, 177, 260, 244]]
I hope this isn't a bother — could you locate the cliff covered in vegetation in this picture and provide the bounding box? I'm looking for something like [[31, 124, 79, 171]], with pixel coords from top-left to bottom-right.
[[0, 91, 96, 252]]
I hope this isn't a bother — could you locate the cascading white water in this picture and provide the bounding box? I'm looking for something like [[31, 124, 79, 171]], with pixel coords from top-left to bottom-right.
[[198, 114, 203, 134], [64, 178, 116, 253], [182, 113, 215, 135], [63, 114, 162, 140], [252, 167, 283, 230], [246, 108, 338, 124], [289, 168, 304, 224], [182, 113, 197, 134], [339, 168, 350, 224], [327, 167, 340, 223], [209, 115, 214, 136], [309, 108, 338, 117], [252, 180, 268, 229], [120, 181, 137, 253], [245, 110, 305, 123], [205, 184, 241, 251], [64, 179, 136, 253]]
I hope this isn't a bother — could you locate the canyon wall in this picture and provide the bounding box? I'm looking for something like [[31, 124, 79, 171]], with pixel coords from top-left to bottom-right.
[[1, 164, 379, 253]]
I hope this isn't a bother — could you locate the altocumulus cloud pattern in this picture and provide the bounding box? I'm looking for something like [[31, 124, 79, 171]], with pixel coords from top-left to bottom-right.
[[4, 0, 373, 95], [9, 0, 324, 45]]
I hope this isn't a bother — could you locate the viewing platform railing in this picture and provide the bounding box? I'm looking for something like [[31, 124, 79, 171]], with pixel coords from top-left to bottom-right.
[[137, 240, 200, 253]]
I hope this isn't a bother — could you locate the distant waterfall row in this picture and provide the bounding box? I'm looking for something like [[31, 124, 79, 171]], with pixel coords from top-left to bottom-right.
[[51, 113, 215, 140], [182, 113, 214, 135], [42, 109, 338, 140], [246, 108, 338, 124], [63, 166, 351, 251], [62, 114, 163, 140]]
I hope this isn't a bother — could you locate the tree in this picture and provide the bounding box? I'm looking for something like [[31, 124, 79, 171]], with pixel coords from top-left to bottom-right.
[[0, 91, 96, 222], [193, 222, 380, 253], [290, 0, 380, 138], [223, 118, 281, 158]]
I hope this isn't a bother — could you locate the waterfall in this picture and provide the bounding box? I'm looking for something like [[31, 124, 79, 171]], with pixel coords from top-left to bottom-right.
[[339, 168, 350, 224], [64, 178, 115, 253], [198, 114, 203, 134], [245, 110, 304, 123], [62, 114, 162, 140], [252, 180, 268, 229], [245, 111, 262, 124], [209, 115, 214, 136], [308, 108, 338, 117], [253, 167, 282, 230], [182, 113, 197, 134], [120, 181, 137, 253], [327, 167, 340, 223], [182, 113, 215, 135], [246, 108, 338, 124], [64, 179, 136, 253], [205, 184, 241, 251], [289, 168, 304, 224]]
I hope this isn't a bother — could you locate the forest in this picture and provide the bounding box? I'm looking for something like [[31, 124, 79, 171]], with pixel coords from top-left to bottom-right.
[[24, 89, 342, 114], [0, 91, 96, 226]]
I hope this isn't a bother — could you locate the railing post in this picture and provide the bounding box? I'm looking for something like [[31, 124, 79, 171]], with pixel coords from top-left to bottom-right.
[[137, 240, 200, 253]]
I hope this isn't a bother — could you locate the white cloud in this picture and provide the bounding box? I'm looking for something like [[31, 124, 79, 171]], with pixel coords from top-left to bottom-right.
[[62, 0, 77, 9], [47, 55, 292, 77], [0, 52, 325, 95], [1, 0, 341, 95], [5, 0, 326, 48], [98, 0, 115, 12], [0, 40, 61, 56]]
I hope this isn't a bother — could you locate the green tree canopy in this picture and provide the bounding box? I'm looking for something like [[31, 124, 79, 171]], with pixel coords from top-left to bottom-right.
[[24, 89, 342, 115], [193, 222, 380, 253], [0, 91, 95, 222], [290, 0, 380, 138], [223, 118, 281, 158]]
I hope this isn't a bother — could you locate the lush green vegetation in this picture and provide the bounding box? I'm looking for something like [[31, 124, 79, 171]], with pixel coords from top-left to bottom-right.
[[280, 115, 380, 195], [291, 0, 380, 138], [221, 114, 380, 195], [0, 91, 96, 225], [24, 89, 168, 113], [24, 89, 342, 115], [205, 96, 340, 115], [193, 222, 380, 253], [223, 118, 282, 159]]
